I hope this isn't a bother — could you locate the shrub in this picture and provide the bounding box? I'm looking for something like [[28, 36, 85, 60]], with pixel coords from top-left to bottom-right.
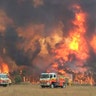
[[14, 75, 22, 84]]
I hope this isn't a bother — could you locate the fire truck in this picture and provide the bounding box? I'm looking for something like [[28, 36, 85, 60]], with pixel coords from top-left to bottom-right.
[[40, 73, 67, 88], [0, 73, 11, 87]]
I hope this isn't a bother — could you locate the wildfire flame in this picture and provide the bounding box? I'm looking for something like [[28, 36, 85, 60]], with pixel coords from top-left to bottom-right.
[[0, 57, 9, 73], [47, 4, 94, 85], [90, 35, 96, 53], [0, 63, 9, 73], [0, 1, 95, 85]]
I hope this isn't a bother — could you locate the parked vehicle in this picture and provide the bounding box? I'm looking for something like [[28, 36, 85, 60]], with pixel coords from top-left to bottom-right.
[[40, 72, 67, 88], [0, 73, 11, 87]]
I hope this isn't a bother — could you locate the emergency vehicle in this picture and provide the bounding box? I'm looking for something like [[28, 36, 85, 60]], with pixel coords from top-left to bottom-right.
[[40, 72, 67, 88], [0, 73, 11, 87]]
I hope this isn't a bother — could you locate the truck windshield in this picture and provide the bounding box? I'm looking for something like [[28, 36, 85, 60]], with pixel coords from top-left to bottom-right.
[[0, 74, 8, 78], [40, 74, 49, 78]]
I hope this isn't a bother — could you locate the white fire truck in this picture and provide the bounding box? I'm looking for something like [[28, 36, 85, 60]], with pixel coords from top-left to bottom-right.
[[0, 73, 11, 87], [40, 73, 67, 88]]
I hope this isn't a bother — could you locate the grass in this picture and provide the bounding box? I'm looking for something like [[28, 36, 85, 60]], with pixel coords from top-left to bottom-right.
[[0, 84, 96, 96]]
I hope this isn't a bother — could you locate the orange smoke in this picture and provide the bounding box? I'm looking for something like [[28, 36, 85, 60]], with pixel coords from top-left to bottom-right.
[[0, 9, 13, 34], [16, 24, 44, 52], [33, 0, 44, 8]]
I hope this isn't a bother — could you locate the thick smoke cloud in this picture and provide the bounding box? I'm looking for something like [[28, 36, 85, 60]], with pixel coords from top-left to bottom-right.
[[0, 0, 96, 75]]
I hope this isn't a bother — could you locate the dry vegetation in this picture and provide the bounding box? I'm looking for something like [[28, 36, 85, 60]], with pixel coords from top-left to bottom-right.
[[0, 84, 96, 96]]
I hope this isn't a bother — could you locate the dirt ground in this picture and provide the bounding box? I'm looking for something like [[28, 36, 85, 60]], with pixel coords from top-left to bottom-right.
[[0, 84, 96, 96]]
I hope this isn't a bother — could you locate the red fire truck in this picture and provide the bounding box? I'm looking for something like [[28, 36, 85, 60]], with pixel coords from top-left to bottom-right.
[[40, 73, 67, 88]]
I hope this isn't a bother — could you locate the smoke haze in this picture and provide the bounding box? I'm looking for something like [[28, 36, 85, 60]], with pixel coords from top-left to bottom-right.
[[0, 0, 96, 78]]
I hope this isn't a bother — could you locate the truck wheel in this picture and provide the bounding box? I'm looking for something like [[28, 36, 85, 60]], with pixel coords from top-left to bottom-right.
[[3, 84, 7, 87], [50, 84, 54, 88], [41, 85, 45, 88], [61, 83, 66, 88]]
